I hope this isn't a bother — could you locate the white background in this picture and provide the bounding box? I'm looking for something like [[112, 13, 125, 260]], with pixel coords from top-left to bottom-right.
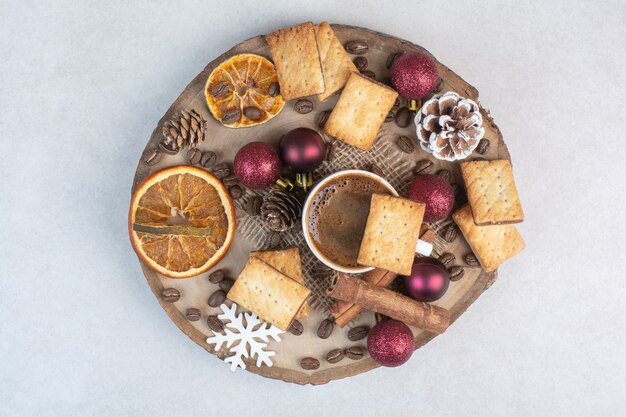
[[1, 1, 625, 416]]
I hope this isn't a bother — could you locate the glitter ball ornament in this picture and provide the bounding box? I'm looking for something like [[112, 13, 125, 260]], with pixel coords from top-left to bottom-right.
[[233, 142, 282, 189], [367, 319, 414, 367], [404, 257, 450, 302], [405, 174, 454, 222], [280, 128, 326, 173], [390, 52, 439, 100]]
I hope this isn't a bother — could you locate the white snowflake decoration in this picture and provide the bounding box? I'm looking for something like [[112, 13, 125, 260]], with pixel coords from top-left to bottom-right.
[[206, 303, 283, 372]]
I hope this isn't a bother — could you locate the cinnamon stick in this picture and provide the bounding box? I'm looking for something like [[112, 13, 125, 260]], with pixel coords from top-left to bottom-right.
[[327, 273, 450, 334]]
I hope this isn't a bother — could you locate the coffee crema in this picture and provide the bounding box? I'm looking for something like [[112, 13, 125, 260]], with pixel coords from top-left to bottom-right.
[[306, 173, 392, 268]]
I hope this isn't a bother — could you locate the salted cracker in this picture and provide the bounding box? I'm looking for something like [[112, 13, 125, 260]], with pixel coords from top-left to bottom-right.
[[357, 194, 425, 275], [453, 204, 525, 272], [460, 159, 524, 225], [315, 22, 358, 101], [324, 72, 398, 151]]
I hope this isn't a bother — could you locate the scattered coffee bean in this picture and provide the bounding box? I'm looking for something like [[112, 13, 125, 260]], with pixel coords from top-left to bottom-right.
[[222, 173, 238, 187], [211, 81, 230, 98], [244, 196, 262, 216], [384, 109, 397, 123], [436, 169, 452, 182], [288, 319, 304, 336], [465, 253, 480, 267], [186, 148, 202, 165], [264, 231, 281, 249], [317, 110, 331, 128], [396, 135, 415, 153], [477, 139, 490, 155], [206, 315, 225, 332], [208, 290, 226, 307], [369, 163, 384, 177], [161, 288, 180, 302], [268, 82, 280, 97], [208, 269, 225, 284], [439, 252, 456, 268], [325, 140, 335, 162], [386, 52, 402, 69], [158, 141, 178, 155], [449, 266, 465, 282], [185, 308, 201, 321], [391, 97, 401, 111], [218, 278, 235, 293], [347, 326, 369, 341], [300, 357, 320, 370], [441, 224, 458, 243], [243, 106, 262, 120], [380, 77, 392, 86], [345, 346, 365, 360], [326, 349, 345, 364], [294, 99, 314, 114], [345, 40, 368, 55], [221, 109, 241, 124], [145, 149, 162, 166], [353, 56, 368, 71], [199, 151, 217, 168], [360, 70, 376, 79], [212, 162, 230, 178], [395, 107, 412, 128], [413, 159, 434, 175], [317, 319, 334, 339], [229, 185, 243, 199]]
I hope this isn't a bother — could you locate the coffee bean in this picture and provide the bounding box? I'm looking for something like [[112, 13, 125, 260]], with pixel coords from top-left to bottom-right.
[[300, 357, 320, 370], [185, 308, 201, 321], [186, 148, 202, 165], [413, 159, 434, 175], [392, 98, 401, 111], [386, 52, 402, 69], [199, 151, 217, 168], [449, 266, 465, 282], [221, 109, 241, 124], [396, 135, 415, 153], [294, 99, 314, 114], [211, 81, 230, 98], [353, 56, 368, 71], [243, 106, 262, 120], [384, 109, 396, 123], [264, 231, 281, 249], [206, 315, 225, 332], [325, 140, 335, 161], [345, 346, 365, 360], [218, 278, 235, 293], [326, 349, 345, 364], [436, 169, 452, 182], [288, 319, 304, 336], [360, 70, 376, 79], [441, 224, 458, 243], [317, 319, 334, 339], [212, 162, 230, 178], [477, 139, 490, 155], [268, 82, 280, 97], [465, 253, 480, 267], [345, 40, 368, 55], [369, 163, 384, 178], [439, 252, 456, 268], [229, 185, 243, 199], [161, 288, 180, 302], [317, 110, 331, 128], [347, 326, 369, 341], [208, 290, 226, 307], [245, 196, 262, 215], [145, 149, 162, 166], [222, 173, 238, 187], [208, 269, 225, 283], [395, 107, 412, 128]]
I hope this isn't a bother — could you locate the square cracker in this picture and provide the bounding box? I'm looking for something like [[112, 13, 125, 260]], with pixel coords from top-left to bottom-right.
[[453, 205, 525, 272], [324, 72, 398, 151], [250, 247, 308, 317], [460, 159, 524, 225], [265, 22, 325, 100], [228, 257, 310, 331], [315, 22, 358, 101], [357, 194, 425, 275]]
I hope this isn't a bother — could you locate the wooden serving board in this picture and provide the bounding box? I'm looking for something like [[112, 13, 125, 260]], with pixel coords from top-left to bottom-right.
[[131, 24, 510, 385]]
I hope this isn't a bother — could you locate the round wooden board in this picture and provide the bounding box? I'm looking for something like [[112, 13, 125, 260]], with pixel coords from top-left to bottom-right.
[[131, 24, 510, 385]]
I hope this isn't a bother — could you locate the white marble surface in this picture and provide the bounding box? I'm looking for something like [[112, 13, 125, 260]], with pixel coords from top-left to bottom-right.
[[1, 1, 625, 416]]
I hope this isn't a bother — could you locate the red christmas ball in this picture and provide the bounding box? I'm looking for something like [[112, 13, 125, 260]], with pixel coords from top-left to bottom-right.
[[233, 142, 282, 189], [367, 319, 414, 367], [404, 257, 450, 302], [405, 174, 454, 222], [391, 52, 439, 100], [279, 128, 326, 173]]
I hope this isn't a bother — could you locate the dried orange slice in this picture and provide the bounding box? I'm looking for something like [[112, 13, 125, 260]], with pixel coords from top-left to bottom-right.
[[129, 166, 235, 278], [205, 53, 284, 128]]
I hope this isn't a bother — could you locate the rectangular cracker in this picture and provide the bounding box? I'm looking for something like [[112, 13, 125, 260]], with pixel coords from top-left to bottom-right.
[[324, 72, 398, 151], [357, 194, 425, 275], [227, 257, 310, 331], [453, 205, 525, 272], [265, 22, 325, 100], [460, 159, 524, 225], [250, 247, 308, 317], [315, 22, 358, 101]]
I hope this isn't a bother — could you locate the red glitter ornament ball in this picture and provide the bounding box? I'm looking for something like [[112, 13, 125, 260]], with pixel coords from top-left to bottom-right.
[[367, 319, 414, 367], [233, 142, 282, 189], [405, 174, 454, 222], [279, 128, 326, 173], [390, 52, 439, 100]]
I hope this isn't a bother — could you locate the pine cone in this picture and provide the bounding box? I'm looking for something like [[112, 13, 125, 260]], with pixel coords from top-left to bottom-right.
[[415, 92, 485, 161], [160, 109, 207, 154], [260, 190, 302, 232]]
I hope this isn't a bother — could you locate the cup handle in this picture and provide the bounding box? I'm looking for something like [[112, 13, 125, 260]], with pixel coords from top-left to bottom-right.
[[415, 239, 433, 257]]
